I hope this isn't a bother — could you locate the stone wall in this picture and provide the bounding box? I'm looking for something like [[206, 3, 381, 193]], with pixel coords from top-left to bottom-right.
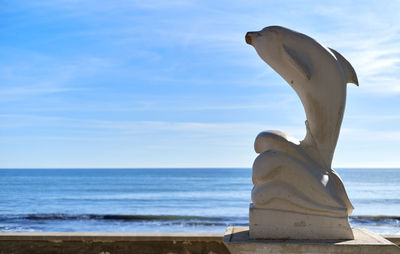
[[0, 232, 398, 254], [0, 232, 230, 254]]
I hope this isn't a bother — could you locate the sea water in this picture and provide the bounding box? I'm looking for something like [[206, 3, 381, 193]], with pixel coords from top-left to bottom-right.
[[0, 168, 399, 234]]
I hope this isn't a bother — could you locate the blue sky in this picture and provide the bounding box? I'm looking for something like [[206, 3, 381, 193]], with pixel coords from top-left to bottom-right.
[[1, 1, 400, 168]]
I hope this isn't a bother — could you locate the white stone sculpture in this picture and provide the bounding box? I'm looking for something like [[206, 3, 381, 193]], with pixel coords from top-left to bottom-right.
[[245, 26, 358, 240]]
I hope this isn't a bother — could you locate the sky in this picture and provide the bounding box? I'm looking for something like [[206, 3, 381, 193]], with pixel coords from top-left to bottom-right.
[[1, 1, 400, 168]]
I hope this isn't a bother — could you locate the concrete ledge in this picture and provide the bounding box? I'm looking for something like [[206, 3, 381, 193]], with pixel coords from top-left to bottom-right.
[[224, 227, 400, 254], [383, 235, 400, 246], [0, 232, 398, 254]]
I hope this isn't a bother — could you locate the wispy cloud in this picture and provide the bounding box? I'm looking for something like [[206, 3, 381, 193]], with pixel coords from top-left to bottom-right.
[[341, 127, 400, 141], [0, 86, 78, 97], [347, 114, 400, 121], [311, 3, 400, 94], [0, 53, 113, 101], [0, 113, 305, 138]]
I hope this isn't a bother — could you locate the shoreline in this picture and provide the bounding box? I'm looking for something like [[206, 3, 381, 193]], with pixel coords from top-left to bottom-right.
[[1, 213, 399, 235]]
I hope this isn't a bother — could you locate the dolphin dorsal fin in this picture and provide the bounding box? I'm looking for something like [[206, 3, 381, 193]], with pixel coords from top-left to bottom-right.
[[283, 44, 311, 80], [329, 48, 359, 86]]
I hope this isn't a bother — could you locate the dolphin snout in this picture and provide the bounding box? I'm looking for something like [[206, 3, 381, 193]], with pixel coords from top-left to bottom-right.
[[245, 31, 261, 45]]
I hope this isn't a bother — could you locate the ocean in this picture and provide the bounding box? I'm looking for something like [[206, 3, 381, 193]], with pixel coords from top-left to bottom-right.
[[0, 168, 399, 234]]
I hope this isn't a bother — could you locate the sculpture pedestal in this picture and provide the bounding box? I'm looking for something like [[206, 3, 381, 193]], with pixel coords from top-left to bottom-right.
[[249, 204, 353, 240], [223, 227, 400, 254]]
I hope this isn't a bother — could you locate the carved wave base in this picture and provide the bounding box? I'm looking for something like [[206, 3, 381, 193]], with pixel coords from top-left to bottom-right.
[[249, 204, 354, 240]]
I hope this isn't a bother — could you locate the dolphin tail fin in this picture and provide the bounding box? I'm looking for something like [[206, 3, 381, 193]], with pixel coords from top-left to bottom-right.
[[329, 48, 359, 86]]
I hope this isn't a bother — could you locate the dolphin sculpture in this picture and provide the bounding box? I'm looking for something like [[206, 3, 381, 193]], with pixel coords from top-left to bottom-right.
[[245, 26, 358, 240]]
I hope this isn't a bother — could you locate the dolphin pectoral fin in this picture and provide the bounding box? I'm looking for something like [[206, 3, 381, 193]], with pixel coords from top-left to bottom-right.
[[328, 47, 359, 86], [254, 130, 300, 154], [282, 43, 311, 80]]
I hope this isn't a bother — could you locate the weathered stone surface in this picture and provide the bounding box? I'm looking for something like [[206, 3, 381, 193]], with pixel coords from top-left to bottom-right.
[[0, 232, 399, 254], [249, 205, 353, 240], [224, 227, 400, 254], [245, 26, 358, 239], [0, 232, 229, 254]]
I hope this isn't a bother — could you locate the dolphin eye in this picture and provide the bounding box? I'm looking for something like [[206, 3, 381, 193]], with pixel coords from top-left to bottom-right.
[[263, 25, 278, 32], [269, 29, 278, 35], [265, 27, 279, 35]]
